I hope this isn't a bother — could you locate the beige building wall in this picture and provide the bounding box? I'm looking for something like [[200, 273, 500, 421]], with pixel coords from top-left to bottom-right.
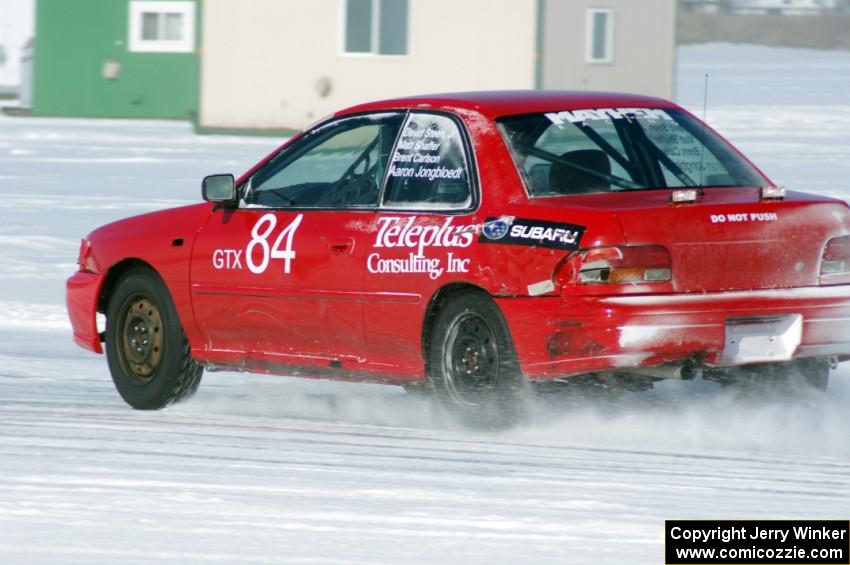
[[540, 0, 677, 99], [200, 0, 538, 131]]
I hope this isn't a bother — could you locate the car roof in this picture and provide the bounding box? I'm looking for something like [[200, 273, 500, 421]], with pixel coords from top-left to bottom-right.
[[339, 90, 678, 120]]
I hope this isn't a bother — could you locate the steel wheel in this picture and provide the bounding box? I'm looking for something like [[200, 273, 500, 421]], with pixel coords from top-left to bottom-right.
[[427, 290, 528, 428], [119, 296, 164, 382], [442, 312, 500, 407], [106, 267, 203, 410]]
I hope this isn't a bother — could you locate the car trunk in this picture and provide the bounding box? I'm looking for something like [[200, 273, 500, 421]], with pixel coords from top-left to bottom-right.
[[554, 187, 850, 292]]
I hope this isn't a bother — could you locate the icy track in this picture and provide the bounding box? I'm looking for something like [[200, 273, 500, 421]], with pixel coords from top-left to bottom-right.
[[1, 44, 850, 564]]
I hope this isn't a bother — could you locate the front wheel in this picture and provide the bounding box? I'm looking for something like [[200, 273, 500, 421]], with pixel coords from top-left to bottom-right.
[[105, 267, 203, 409], [427, 291, 529, 428]]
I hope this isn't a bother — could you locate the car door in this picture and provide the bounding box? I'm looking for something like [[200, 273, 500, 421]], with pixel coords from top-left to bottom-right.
[[190, 112, 405, 371], [361, 111, 479, 373]]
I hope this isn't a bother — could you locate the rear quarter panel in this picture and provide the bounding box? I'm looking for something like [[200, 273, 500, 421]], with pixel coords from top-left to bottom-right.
[[454, 107, 628, 297]]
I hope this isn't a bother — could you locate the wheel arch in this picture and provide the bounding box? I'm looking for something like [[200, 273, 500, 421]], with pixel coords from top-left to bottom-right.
[[421, 282, 491, 365], [97, 258, 160, 313]]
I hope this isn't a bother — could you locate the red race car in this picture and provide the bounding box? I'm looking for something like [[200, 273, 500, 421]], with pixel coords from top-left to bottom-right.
[[67, 91, 850, 424]]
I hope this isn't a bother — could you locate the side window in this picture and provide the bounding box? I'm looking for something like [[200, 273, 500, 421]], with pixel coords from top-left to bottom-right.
[[245, 113, 403, 208], [383, 113, 473, 209]]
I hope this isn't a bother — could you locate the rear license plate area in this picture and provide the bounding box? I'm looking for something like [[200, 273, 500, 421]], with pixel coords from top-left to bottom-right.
[[722, 314, 802, 364]]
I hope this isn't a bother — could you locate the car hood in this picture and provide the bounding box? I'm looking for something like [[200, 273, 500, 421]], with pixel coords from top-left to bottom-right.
[[89, 203, 212, 241]]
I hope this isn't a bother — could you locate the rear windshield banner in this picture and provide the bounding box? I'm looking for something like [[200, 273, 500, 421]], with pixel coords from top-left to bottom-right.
[[478, 217, 585, 251]]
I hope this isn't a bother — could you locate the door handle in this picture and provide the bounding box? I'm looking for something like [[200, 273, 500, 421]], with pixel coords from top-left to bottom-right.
[[329, 237, 355, 256]]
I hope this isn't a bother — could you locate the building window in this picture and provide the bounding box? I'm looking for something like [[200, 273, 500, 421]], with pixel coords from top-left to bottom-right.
[[344, 0, 408, 55], [129, 1, 196, 53], [586, 8, 614, 64]]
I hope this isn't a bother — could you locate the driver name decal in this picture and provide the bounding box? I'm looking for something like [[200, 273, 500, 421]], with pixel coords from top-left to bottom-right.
[[388, 118, 464, 182]]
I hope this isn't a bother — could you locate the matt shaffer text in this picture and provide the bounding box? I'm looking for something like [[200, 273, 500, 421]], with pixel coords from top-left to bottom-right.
[[669, 525, 848, 544]]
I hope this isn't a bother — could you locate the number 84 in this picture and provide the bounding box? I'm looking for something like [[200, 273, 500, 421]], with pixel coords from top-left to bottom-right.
[[246, 213, 303, 274]]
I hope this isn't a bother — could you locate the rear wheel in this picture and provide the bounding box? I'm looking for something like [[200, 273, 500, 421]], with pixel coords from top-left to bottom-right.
[[427, 291, 529, 427], [105, 267, 203, 409]]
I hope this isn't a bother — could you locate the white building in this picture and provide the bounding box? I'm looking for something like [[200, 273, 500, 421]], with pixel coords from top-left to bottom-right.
[[0, 0, 34, 91], [199, 0, 677, 132]]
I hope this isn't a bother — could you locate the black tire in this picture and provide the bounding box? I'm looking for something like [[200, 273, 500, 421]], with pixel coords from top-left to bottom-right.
[[427, 290, 529, 428], [105, 267, 203, 409]]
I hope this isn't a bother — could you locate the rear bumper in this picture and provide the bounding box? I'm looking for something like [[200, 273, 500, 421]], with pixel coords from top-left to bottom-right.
[[66, 271, 104, 354], [496, 285, 850, 380]]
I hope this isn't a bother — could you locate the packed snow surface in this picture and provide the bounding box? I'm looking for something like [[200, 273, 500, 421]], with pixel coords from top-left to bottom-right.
[[1, 44, 850, 563]]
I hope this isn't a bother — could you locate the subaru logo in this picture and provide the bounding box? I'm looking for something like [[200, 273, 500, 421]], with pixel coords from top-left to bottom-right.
[[482, 218, 511, 240]]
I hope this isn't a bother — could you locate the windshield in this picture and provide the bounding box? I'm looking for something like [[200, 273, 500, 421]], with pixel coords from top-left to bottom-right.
[[497, 108, 767, 196]]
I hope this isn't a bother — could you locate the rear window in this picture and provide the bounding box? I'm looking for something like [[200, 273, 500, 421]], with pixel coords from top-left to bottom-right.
[[497, 108, 767, 197]]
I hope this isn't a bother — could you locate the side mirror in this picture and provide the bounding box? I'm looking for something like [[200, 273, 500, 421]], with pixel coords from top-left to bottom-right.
[[202, 174, 237, 205]]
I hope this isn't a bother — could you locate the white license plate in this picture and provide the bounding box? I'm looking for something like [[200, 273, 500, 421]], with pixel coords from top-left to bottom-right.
[[721, 314, 802, 364]]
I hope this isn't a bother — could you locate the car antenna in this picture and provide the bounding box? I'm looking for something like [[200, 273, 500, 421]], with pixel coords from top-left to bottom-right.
[[698, 73, 709, 187]]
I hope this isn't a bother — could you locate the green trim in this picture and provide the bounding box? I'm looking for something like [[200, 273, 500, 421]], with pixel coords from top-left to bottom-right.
[[534, 0, 544, 89]]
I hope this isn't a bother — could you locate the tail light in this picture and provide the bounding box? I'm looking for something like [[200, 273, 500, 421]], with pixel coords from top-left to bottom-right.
[[555, 245, 672, 286], [820, 235, 850, 279]]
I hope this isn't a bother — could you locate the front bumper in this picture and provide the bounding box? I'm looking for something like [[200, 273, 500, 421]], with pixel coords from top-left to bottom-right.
[[66, 271, 104, 353], [496, 285, 850, 380]]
